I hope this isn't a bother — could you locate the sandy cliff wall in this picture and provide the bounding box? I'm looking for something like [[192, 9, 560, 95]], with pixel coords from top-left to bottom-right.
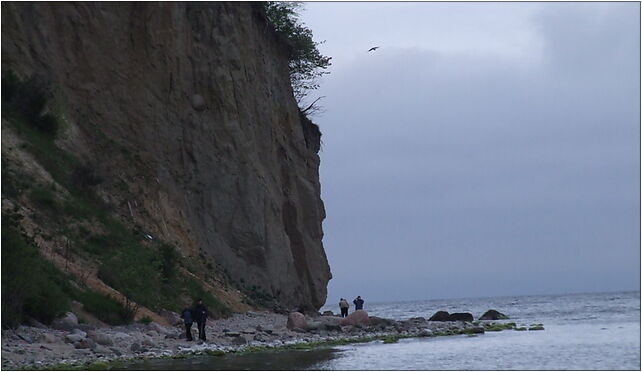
[[2, 2, 331, 311]]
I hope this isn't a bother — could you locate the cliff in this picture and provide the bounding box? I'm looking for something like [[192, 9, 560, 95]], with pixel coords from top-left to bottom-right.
[[1, 2, 331, 320]]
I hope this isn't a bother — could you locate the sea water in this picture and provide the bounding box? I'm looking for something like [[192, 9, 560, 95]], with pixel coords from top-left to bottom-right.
[[119, 291, 640, 370]]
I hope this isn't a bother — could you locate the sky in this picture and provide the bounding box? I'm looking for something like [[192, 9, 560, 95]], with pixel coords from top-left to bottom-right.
[[298, 2, 641, 305]]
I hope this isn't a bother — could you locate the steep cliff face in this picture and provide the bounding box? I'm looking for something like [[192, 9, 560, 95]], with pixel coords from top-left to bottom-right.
[[2, 2, 331, 311]]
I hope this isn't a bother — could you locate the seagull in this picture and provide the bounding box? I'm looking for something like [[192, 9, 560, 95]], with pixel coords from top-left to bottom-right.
[[368, 46, 380, 52]]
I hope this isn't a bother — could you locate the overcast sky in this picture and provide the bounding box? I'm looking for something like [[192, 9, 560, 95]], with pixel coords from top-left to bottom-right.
[[299, 2, 640, 305]]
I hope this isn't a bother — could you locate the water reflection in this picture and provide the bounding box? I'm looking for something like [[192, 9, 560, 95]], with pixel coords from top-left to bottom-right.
[[114, 348, 339, 371]]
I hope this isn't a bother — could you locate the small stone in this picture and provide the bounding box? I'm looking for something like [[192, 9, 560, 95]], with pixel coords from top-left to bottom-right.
[[192, 94, 206, 111], [130, 342, 141, 352], [65, 334, 84, 343], [92, 344, 111, 355], [71, 329, 87, 338], [87, 332, 114, 346], [230, 336, 247, 345], [38, 333, 57, 343], [74, 338, 95, 349], [52, 312, 79, 331]]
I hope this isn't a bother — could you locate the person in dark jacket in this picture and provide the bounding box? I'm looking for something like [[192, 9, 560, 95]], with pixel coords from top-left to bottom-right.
[[193, 299, 209, 341], [180, 307, 194, 341], [353, 296, 364, 311]]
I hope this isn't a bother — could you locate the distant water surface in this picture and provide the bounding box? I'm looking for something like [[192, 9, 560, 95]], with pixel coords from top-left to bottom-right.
[[120, 291, 640, 370]]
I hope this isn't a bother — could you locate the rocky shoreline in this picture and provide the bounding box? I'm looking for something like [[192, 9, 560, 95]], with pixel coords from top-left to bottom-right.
[[1, 310, 540, 370]]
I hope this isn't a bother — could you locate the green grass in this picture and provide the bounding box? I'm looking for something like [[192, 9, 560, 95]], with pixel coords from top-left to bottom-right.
[[77, 290, 136, 325], [1, 222, 71, 327]]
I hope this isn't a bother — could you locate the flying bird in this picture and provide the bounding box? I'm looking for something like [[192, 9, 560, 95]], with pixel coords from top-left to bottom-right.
[[368, 46, 380, 52]]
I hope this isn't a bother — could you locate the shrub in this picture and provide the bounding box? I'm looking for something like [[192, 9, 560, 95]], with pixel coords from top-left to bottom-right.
[[1, 223, 71, 327], [139, 316, 153, 325], [28, 186, 57, 210], [77, 290, 136, 325], [1, 70, 59, 137], [263, 2, 331, 108]]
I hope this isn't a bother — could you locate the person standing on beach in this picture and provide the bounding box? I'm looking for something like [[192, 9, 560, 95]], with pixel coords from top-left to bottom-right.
[[353, 296, 364, 311], [180, 306, 194, 341], [339, 298, 350, 317], [194, 299, 209, 341]]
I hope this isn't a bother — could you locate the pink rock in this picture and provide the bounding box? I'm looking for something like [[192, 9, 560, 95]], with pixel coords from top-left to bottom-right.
[[340, 310, 369, 326], [286, 312, 307, 330]]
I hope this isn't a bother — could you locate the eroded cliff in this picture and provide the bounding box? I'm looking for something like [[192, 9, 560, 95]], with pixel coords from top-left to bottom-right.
[[1, 2, 331, 315]]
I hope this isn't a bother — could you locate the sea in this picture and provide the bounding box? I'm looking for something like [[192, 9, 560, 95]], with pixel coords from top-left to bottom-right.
[[119, 290, 640, 370]]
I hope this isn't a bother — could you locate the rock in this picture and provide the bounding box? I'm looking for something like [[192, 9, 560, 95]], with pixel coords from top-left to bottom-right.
[[192, 94, 206, 111], [369, 316, 395, 327], [74, 338, 95, 349], [409, 317, 426, 323], [65, 334, 84, 343], [479, 310, 509, 320], [224, 331, 241, 337], [286, 312, 307, 330], [291, 327, 306, 333], [92, 344, 111, 355], [130, 342, 141, 352], [148, 322, 169, 335], [256, 325, 273, 334], [141, 336, 155, 348], [2, 2, 332, 313], [241, 328, 255, 334], [109, 347, 123, 356], [87, 332, 114, 346], [340, 310, 369, 326], [428, 311, 451, 321], [159, 310, 182, 326], [418, 329, 433, 337], [305, 321, 322, 331], [112, 332, 132, 340], [52, 312, 78, 331], [449, 313, 474, 322], [230, 336, 247, 345], [38, 333, 57, 343], [322, 311, 334, 316], [71, 329, 87, 338]]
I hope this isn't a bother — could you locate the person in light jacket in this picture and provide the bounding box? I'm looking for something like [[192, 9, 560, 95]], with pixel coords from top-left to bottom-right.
[[339, 298, 349, 317]]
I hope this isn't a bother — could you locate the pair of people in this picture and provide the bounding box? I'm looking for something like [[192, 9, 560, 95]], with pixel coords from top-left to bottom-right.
[[181, 299, 209, 341], [339, 295, 365, 317]]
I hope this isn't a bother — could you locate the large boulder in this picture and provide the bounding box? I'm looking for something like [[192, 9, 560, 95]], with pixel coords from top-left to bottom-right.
[[52, 312, 79, 331], [65, 333, 85, 343], [147, 322, 170, 335], [316, 316, 342, 331], [87, 331, 114, 346], [74, 338, 96, 349], [340, 310, 369, 326], [38, 333, 57, 343], [479, 310, 509, 320], [449, 313, 474, 322], [428, 311, 451, 321], [286, 312, 307, 330], [159, 310, 182, 326]]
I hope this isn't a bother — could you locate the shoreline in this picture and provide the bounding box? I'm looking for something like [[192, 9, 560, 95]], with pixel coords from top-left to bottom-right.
[[2, 311, 536, 370]]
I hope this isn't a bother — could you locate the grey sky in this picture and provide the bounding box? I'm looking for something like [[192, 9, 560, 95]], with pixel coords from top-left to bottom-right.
[[299, 2, 640, 304]]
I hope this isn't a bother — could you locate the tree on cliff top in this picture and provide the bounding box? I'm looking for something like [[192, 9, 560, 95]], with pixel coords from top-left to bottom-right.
[[263, 2, 331, 114]]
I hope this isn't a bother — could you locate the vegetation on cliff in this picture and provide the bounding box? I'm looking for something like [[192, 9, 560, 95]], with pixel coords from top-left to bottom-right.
[[1, 71, 231, 328], [263, 2, 331, 112]]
